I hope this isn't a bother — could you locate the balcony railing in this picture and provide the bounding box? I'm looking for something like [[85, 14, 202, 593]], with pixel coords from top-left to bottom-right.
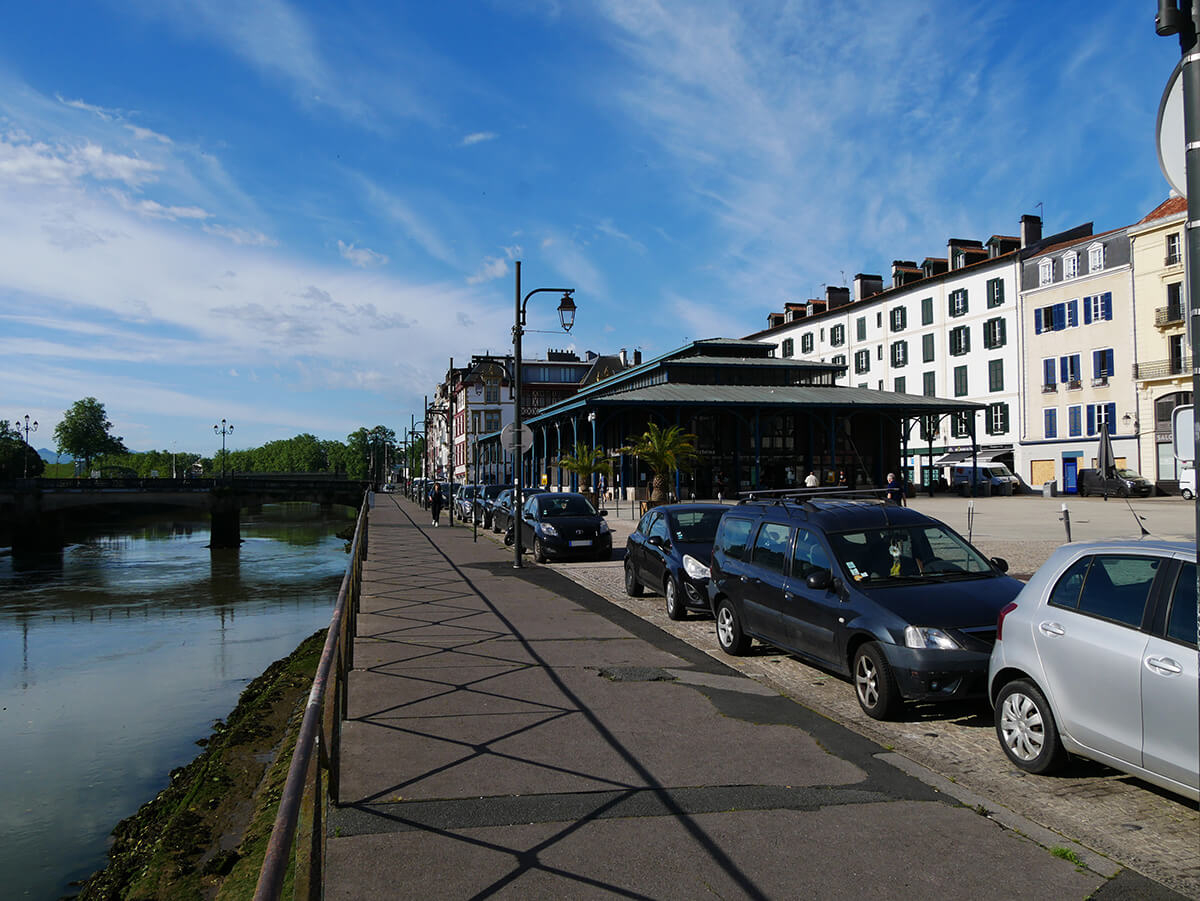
[[1134, 356, 1192, 379], [1155, 305, 1184, 327]]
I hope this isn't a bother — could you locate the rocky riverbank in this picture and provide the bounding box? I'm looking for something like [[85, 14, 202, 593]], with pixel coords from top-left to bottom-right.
[[71, 630, 328, 901]]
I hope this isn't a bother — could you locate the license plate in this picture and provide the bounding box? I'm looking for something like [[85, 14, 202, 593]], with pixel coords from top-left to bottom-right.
[[568, 539, 593, 547]]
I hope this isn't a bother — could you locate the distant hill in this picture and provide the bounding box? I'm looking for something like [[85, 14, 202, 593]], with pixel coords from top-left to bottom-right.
[[38, 448, 72, 463]]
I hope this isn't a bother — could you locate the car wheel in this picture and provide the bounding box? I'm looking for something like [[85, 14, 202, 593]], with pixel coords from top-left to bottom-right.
[[665, 575, 686, 620], [503, 528, 514, 547], [533, 537, 548, 564], [715, 599, 750, 655], [1183, 489, 1195, 501], [1119, 485, 1130, 498], [624, 559, 644, 596], [1078, 485, 1088, 498], [853, 642, 902, 720], [994, 679, 1068, 775]]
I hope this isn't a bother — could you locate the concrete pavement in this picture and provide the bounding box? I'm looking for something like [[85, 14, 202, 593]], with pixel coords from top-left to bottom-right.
[[323, 493, 1190, 899]]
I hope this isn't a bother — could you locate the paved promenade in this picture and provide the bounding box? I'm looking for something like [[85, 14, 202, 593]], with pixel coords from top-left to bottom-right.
[[323, 493, 1188, 900]]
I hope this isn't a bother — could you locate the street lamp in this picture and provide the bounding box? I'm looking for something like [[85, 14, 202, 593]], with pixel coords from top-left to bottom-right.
[[427, 402, 453, 527], [213, 418, 233, 477], [17, 413, 37, 478], [512, 260, 577, 569]]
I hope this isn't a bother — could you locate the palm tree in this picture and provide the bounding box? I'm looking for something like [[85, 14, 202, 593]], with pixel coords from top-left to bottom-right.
[[558, 442, 611, 500], [621, 423, 698, 506]]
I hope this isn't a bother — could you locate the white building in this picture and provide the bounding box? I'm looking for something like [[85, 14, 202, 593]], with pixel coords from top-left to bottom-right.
[[1016, 222, 1136, 491], [748, 216, 1046, 489]]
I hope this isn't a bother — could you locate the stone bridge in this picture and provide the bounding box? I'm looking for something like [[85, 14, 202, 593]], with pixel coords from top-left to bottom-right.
[[0, 476, 370, 550]]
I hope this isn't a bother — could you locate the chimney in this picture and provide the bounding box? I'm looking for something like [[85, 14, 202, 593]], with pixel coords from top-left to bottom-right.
[[825, 285, 850, 308], [619, 348, 628, 366], [1020, 214, 1042, 248], [853, 273, 883, 302], [633, 349, 642, 365]]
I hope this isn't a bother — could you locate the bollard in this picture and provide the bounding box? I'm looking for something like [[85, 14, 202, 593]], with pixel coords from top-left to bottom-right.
[[1060, 503, 1072, 543]]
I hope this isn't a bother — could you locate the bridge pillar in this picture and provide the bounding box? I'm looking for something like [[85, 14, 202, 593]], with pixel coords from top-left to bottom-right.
[[209, 495, 242, 549]]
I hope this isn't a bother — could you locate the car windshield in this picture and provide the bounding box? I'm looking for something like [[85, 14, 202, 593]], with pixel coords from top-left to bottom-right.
[[826, 523, 994, 584], [538, 495, 596, 516], [1116, 469, 1140, 479], [670, 510, 725, 543], [483, 486, 505, 499]]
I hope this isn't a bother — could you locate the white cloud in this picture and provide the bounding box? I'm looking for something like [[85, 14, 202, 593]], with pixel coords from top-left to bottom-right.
[[337, 239, 388, 267], [461, 131, 497, 146], [108, 189, 210, 220], [466, 256, 508, 284], [202, 223, 277, 246]]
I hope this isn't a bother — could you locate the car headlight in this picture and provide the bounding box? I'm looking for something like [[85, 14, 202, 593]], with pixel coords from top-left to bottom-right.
[[904, 626, 962, 650], [541, 523, 559, 537], [682, 554, 710, 580], [599, 520, 611, 534]]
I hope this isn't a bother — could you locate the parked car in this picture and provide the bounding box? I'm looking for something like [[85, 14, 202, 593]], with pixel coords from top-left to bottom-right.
[[625, 503, 727, 620], [1076, 468, 1153, 498], [519, 491, 612, 562], [474, 484, 508, 528], [492, 488, 548, 536], [988, 540, 1198, 801], [707, 496, 1022, 719], [454, 484, 478, 520]]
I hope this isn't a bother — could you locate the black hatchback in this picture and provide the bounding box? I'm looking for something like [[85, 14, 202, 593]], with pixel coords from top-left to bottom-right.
[[707, 495, 1022, 720], [519, 491, 612, 563], [625, 503, 728, 620]]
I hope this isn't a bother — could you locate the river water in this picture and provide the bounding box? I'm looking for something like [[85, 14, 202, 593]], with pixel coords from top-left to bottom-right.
[[0, 502, 355, 900]]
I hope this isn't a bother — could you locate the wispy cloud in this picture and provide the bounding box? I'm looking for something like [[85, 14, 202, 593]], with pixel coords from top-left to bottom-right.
[[467, 255, 508, 284], [461, 131, 497, 146], [203, 223, 277, 246], [337, 239, 388, 267]]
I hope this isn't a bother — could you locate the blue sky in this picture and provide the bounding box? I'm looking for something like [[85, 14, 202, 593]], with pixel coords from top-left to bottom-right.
[[0, 1, 1181, 454]]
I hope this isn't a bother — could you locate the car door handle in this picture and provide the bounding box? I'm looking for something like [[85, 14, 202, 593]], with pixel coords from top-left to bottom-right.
[[1146, 656, 1183, 676], [1038, 621, 1065, 636]]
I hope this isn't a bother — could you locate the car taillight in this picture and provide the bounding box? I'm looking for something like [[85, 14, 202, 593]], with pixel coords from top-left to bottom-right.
[[996, 602, 1018, 641]]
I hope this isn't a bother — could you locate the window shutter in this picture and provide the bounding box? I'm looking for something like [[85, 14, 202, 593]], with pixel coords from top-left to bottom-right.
[[1083, 298, 1092, 324], [1105, 349, 1114, 376], [1034, 313, 1043, 335], [1092, 350, 1101, 376], [1053, 304, 1065, 330], [1067, 299, 1078, 327], [1044, 359, 1054, 386], [1060, 357, 1068, 383], [1103, 292, 1113, 320], [1106, 403, 1116, 429], [999, 404, 1009, 433], [1086, 405, 1096, 435]]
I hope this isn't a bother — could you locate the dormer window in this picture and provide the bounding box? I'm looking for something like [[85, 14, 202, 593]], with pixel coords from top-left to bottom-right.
[[1038, 258, 1053, 286], [1062, 251, 1078, 280], [1088, 242, 1105, 272]]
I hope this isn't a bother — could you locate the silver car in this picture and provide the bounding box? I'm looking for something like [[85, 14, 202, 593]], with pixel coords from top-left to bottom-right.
[[988, 539, 1198, 801]]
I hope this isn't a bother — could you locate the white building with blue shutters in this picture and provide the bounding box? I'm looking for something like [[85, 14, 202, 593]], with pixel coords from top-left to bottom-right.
[[1016, 223, 1136, 493]]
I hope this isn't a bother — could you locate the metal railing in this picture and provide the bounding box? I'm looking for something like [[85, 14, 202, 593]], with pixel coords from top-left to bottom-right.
[[1155, 304, 1184, 327], [1133, 356, 1192, 379], [253, 492, 369, 901]]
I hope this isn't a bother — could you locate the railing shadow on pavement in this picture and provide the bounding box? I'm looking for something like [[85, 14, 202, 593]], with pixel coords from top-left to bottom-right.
[[252, 491, 370, 901]]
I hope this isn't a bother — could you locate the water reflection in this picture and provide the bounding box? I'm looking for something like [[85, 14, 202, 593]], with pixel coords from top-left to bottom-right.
[[0, 502, 354, 900]]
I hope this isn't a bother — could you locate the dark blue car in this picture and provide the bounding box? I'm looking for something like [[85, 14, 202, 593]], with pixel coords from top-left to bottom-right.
[[707, 496, 1022, 719], [519, 491, 612, 563], [625, 503, 728, 620]]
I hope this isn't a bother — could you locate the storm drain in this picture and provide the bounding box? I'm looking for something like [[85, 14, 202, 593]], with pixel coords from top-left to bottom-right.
[[596, 665, 677, 683]]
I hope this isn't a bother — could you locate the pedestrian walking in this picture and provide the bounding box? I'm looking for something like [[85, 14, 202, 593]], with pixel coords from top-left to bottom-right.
[[804, 471, 819, 488], [885, 471, 903, 505], [430, 482, 444, 526], [837, 471, 848, 488]]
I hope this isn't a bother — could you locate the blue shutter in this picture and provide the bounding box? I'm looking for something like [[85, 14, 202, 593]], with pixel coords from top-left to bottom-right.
[[1107, 403, 1116, 431], [1060, 357, 1068, 383], [1053, 304, 1066, 330], [1044, 359, 1055, 386], [1105, 349, 1114, 376], [1092, 350, 1102, 377], [1067, 299, 1078, 327], [1103, 292, 1113, 320], [1086, 405, 1096, 435], [1034, 310, 1043, 334], [1083, 297, 1092, 324]]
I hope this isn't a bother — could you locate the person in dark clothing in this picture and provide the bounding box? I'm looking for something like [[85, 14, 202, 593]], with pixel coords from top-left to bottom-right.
[[885, 472, 903, 506], [430, 483, 444, 526]]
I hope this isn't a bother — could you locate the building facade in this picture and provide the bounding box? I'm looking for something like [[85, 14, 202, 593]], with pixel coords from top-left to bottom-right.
[[1129, 195, 1191, 487], [1017, 225, 1136, 491]]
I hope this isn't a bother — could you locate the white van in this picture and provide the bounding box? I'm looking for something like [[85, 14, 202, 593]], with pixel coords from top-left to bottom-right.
[[1180, 465, 1195, 500]]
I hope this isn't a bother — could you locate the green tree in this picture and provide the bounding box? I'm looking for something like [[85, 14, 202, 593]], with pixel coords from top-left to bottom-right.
[[620, 423, 698, 506], [53, 397, 127, 473], [0, 419, 46, 479], [558, 442, 611, 498]]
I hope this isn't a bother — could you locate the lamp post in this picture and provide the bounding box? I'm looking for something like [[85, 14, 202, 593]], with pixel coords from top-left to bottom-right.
[[427, 402, 452, 527], [213, 419, 233, 477], [512, 260, 577, 569], [17, 414, 37, 478]]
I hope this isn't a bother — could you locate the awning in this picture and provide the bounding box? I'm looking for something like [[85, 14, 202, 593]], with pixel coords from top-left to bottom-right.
[[932, 451, 973, 466], [931, 446, 1011, 466]]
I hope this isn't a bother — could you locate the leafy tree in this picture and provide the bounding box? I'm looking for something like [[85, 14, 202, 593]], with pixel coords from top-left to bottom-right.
[[621, 423, 698, 506], [53, 397, 127, 473], [0, 419, 45, 479], [558, 442, 610, 496]]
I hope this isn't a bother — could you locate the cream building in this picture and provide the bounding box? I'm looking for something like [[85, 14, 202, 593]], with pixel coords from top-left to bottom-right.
[[1016, 223, 1136, 492], [1129, 195, 1191, 488]]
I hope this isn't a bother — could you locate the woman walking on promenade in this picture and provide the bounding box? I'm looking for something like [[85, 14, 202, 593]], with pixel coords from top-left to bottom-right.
[[430, 483, 444, 527]]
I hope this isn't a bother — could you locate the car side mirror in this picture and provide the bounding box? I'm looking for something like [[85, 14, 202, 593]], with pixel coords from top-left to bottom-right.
[[648, 535, 664, 548], [805, 568, 832, 591], [991, 557, 1009, 573]]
